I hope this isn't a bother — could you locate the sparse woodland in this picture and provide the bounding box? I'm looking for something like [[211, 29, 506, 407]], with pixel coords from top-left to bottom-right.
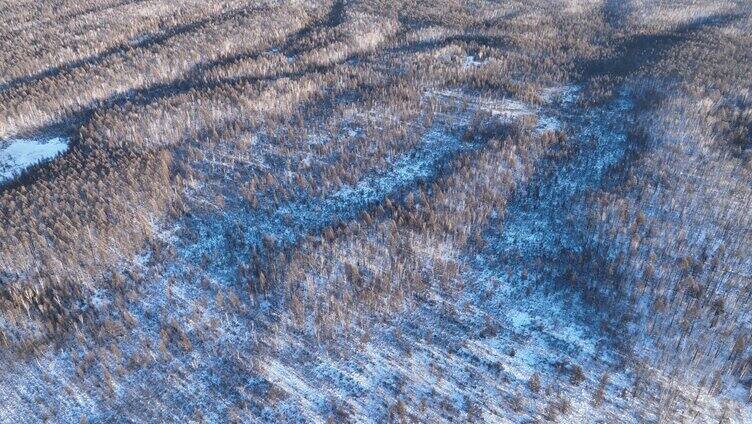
[[1, 0, 751, 422]]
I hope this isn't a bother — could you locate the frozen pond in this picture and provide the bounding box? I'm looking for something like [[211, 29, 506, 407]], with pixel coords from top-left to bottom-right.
[[0, 137, 69, 184]]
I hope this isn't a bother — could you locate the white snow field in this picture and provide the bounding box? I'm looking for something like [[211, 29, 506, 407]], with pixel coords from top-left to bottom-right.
[[0, 137, 69, 183]]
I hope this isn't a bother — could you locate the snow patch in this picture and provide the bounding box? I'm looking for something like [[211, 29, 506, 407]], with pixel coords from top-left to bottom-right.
[[490, 99, 532, 120], [535, 116, 562, 133], [0, 137, 69, 183], [463, 55, 485, 68], [540, 85, 580, 105]]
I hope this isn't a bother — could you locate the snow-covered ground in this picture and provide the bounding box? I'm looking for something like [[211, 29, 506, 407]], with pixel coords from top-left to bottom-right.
[[0, 136, 68, 183], [3, 86, 749, 423]]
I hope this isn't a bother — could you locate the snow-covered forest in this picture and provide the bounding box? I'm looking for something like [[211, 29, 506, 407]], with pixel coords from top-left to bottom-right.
[[1, 0, 751, 422]]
